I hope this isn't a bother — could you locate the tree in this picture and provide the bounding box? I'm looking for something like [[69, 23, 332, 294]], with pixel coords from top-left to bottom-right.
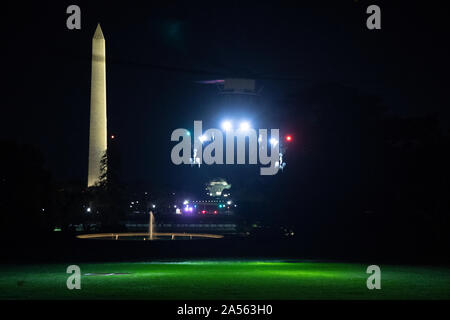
[[88, 147, 126, 230]]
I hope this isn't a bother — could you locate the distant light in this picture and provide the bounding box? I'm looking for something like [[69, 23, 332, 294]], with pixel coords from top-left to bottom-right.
[[86, 207, 91, 213], [239, 121, 250, 131], [202, 210, 206, 214], [199, 135, 207, 143], [285, 135, 292, 142], [111, 135, 115, 139], [186, 130, 191, 136], [174, 205, 177, 208], [227, 201, 232, 205], [152, 204, 156, 208], [221, 121, 232, 131], [213, 210, 218, 214], [175, 208, 181, 214], [270, 138, 278, 147], [183, 200, 189, 205]]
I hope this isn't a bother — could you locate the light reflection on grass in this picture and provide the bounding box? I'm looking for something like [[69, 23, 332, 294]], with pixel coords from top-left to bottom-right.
[[0, 260, 449, 300]]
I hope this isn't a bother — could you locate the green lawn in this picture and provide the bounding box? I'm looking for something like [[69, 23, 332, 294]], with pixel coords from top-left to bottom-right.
[[1, 260, 450, 299]]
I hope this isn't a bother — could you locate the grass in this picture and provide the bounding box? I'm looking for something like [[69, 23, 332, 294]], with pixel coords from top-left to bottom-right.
[[1, 260, 450, 299]]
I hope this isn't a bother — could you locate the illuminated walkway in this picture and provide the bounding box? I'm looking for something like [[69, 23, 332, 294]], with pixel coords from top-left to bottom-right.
[[76, 232, 223, 240]]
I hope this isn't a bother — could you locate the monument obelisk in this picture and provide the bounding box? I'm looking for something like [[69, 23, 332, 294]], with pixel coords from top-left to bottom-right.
[[88, 24, 107, 187]]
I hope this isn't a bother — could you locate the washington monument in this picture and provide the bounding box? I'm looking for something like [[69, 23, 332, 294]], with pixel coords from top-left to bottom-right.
[[88, 24, 107, 187]]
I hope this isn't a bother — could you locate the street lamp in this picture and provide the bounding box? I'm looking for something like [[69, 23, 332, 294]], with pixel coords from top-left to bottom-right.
[[270, 138, 278, 147], [239, 121, 250, 131], [221, 120, 232, 131]]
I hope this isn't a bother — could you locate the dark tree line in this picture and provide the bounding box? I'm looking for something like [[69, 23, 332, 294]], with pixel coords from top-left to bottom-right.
[[0, 140, 53, 235], [0, 138, 128, 235], [223, 83, 450, 259]]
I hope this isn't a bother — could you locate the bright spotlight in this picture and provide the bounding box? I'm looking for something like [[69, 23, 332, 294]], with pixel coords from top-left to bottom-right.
[[221, 121, 232, 131], [270, 138, 278, 146], [239, 121, 250, 131]]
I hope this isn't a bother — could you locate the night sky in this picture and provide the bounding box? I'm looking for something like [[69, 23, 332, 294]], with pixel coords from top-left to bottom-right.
[[2, 0, 449, 196]]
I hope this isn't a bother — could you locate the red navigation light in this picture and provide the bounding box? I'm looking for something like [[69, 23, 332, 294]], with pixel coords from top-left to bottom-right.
[[285, 135, 292, 142], [202, 210, 206, 214], [213, 210, 218, 214]]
